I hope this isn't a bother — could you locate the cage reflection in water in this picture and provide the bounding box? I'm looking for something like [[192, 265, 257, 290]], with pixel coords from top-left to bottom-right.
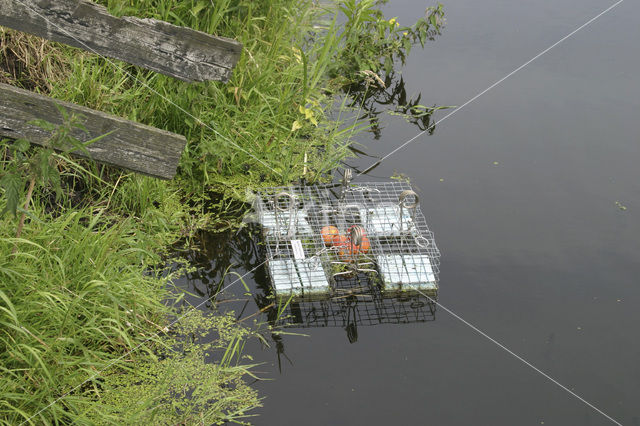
[[273, 289, 437, 343]]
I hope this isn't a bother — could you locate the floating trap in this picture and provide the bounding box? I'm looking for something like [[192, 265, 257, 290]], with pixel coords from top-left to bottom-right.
[[253, 173, 441, 300]]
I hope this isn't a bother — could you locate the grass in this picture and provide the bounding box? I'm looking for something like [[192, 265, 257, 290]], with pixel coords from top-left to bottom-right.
[[0, 28, 70, 92], [0, 183, 262, 424], [1, 0, 445, 423], [86, 310, 262, 424], [0, 206, 174, 423]]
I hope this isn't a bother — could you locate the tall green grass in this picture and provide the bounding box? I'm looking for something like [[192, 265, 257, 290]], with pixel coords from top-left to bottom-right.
[[4, 0, 444, 199], [0, 199, 262, 424], [0, 206, 172, 423]]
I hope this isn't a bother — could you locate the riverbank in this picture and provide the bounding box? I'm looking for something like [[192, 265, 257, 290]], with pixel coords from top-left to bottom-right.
[[1, 0, 443, 423]]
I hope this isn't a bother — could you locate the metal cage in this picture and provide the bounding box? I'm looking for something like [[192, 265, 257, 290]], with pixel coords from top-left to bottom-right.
[[253, 177, 441, 300]]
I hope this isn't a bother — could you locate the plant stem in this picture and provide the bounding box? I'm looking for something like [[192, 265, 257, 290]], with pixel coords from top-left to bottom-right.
[[13, 176, 36, 253]]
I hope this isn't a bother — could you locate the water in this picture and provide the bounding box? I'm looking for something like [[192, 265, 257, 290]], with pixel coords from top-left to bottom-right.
[[175, 0, 640, 424]]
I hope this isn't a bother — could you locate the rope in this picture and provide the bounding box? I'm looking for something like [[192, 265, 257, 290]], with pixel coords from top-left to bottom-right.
[[356, 0, 625, 178], [415, 290, 623, 426]]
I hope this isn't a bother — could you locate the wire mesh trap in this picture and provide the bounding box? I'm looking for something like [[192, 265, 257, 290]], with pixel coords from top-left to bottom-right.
[[253, 172, 441, 300]]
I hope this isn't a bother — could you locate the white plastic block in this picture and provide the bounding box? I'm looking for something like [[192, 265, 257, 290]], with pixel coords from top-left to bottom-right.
[[269, 258, 330, 297], [297, 259, 330, 294], [260, 211, 313, 237], [377, 254, 437, 292], [360, 203, 414, 237], [269, 259, 298, 292]]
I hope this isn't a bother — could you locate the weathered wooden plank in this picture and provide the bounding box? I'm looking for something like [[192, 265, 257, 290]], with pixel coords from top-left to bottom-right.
[[0, 0, 242, 82], [0, 83, 186, 179]]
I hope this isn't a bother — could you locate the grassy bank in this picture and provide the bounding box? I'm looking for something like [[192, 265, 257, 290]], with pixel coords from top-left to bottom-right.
[[0, 207, 176, 423], [1, 0, 444, 423], [0, 165, 263, 423]]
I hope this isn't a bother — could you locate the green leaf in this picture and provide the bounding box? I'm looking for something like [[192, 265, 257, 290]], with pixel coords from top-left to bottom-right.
[[384, 56, 393, 75], [291, 120, 302, 132], [28, 118, 57, 132], [12, 138, 31, 153], [54, 103, 69, 122], [73, 120, 88, 134], [0, 173, 22, 216], [34, 149, 53, 183], [191, 1, 207, 16], [47, 165, 62, 201]]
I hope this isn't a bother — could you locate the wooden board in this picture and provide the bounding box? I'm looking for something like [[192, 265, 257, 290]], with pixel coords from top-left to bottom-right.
[[0, 83, 187, 179], [0, 0, 242, 82]]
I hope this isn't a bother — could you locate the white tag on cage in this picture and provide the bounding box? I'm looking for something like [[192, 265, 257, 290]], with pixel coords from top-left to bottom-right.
[[291, 240, 305, 260]]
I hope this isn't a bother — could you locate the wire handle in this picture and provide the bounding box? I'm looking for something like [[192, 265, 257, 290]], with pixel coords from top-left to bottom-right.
[[273, 191, 297, 244], [398, 189, 419, 209], [340, 168, 353, 200], [274, 191, 295, 212], [398, 190, 418, 233]]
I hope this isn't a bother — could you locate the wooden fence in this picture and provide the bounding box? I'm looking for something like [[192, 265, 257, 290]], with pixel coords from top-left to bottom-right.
[[0, 83, 186, 179], [0, 0, 242, 82], [0, 0, 242, 178]]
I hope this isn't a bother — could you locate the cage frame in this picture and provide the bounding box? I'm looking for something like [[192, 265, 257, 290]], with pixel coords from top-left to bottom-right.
[[253, 178, 441, 300]]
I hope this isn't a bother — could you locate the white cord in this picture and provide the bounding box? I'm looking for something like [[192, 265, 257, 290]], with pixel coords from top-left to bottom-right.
[[416, 290, 623, 426], [357, 0, 625, 177]]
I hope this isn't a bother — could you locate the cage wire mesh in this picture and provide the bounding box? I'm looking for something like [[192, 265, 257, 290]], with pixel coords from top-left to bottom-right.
[[253, 175, 441, 306]]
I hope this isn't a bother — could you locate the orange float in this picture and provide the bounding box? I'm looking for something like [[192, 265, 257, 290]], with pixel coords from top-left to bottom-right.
[[332, 233, 348, 248], [320, 226, 340, 246], [337, 233, 371, 261], [355, 235, 371, 254]]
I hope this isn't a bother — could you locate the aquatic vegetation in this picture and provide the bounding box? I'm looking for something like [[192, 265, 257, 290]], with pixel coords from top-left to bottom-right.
[[91, 310, 262, 425], [0, 207, 261, 423]]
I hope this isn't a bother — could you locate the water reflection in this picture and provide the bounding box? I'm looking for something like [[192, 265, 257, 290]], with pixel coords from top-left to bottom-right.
[[172, 227, 266, 301], [172, 227, 437, 347], [344, 71, 444, 141], [281, 293, 436, 344], [340, 70, 452, 176]]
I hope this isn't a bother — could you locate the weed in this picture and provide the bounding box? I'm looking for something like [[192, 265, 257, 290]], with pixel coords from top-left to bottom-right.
[[0, 207, 172, 423], [0, 108, 109, 243], [40, 0, 445, 197], [89, 310, 262, 425]]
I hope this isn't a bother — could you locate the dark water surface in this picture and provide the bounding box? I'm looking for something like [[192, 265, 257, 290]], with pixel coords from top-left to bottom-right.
[[175, 1, 640, 424]]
